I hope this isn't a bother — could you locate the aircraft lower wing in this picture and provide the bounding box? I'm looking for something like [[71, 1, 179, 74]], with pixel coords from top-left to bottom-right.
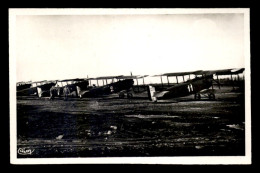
[[79, 90, 90, 97], [199, 89, 216, 94], [154, 91, 169, 98]]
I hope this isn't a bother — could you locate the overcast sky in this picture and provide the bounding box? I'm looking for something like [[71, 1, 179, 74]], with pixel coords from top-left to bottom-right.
[[15, 13, 245, 82]]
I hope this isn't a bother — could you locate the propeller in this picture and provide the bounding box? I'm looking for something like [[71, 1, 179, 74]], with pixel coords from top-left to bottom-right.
[[204, 74, 221, 89]]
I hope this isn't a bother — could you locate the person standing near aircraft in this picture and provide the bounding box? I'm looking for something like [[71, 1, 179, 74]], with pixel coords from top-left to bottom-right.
[[63, 86, 70, 100], [49, 86, 55, 100]]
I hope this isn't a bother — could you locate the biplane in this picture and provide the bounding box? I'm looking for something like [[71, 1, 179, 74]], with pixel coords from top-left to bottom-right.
[[78, 75, 136, 98], [32, 80, 57, 97], [52, 78, 89, 98], [16, 81, 32, 91], [17, 80, 56, 97], [147, 68, 245, 102], [49, 75, 147, 99]]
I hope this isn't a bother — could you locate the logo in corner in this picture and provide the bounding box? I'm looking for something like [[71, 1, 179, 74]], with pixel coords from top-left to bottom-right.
[[18, 148, 35, 155]]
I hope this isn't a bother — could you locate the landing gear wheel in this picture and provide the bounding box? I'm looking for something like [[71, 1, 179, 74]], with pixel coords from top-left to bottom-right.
[[127, 93, 133, 98], [119, 92, 125, 98], [208, 93, 215, 100], [194, 93, 201, 100]]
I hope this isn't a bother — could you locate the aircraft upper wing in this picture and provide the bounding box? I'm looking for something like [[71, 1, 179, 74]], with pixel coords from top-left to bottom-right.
[[34, 80, 47, 83], [29, 80, 56, 87], [17, 81, 32, 85], [199, 69, 233, 76], [117, 75, 149, 79], [153, 68, 244, 77], [94, 75, 124, 80], [152, 70, 203, 77], [82, 75, 148, 81], [137, 75, 149, 79], [58, 78, 86, 82], [230, 68, 245, 74], [30, 80, 48, 84], [161, 70, 203, 77], [196, 68, 245, 76]]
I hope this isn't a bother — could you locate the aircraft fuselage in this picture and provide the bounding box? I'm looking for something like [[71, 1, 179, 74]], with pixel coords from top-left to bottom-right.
[[81, 79, 134, 97], [158, 76, 213, 99]]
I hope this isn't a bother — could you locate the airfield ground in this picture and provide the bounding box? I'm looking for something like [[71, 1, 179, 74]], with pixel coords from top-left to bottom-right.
[[16, 86, 246, 158]]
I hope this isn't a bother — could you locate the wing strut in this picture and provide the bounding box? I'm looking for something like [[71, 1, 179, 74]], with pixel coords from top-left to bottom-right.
[[216, 75, 220, 89], [231, 74, 234, 90], [136, 78, 139, 92], [160, 76, 163, 87]]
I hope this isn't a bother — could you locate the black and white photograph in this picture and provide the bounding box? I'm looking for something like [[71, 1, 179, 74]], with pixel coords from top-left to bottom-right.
[[9, 8, 251, 164]]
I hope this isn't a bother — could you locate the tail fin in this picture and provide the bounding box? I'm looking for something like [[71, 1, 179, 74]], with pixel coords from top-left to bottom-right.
[[147, 85, 157, 102]]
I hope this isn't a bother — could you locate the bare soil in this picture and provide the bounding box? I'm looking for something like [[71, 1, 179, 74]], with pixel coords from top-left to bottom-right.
[[16, 86, 245, 158]]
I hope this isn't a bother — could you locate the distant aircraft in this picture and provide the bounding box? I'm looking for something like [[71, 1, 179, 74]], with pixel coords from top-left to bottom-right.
[[49, 75, 142, 99], [147, 68, 245, 102], [17, 74, 148, 99], [52, 78, 89, 98], [17, 80, 56, 97], [78, 75, 136, 98], [17, 81, 32, 91]]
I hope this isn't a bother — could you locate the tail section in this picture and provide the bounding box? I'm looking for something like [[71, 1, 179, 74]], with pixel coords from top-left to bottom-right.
[[147, 85, 157, 102]]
